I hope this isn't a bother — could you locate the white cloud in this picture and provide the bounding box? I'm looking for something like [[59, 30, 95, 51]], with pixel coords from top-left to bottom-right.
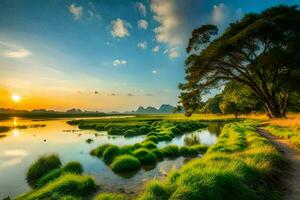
[[138, 19, 148, 29], [152, 70, 157, 74], [0, 41, 32, 59], [69, 3, 83, 20], [163, 47, 179, 59], [150, 0, 185, 59], [212, 3, 243, 26], [151, 0, 184, 46], [137, 41, 147, 49], [212, 3, 229, 25], [136, 2, 146, 16], [168, 47, 180, 59], [111, 18, 131, 38], [152, 45, 159, 52], [112, 59, 127, 66]]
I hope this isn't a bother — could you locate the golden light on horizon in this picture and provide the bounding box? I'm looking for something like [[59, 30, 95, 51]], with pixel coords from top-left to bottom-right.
[[11, 94, 21, 102]]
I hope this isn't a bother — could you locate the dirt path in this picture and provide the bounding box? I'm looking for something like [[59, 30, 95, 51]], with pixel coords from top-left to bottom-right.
[[256, 127, 300, 200]]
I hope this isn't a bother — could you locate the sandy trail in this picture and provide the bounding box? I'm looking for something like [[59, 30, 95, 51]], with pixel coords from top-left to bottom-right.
[[256, 127, 300, 200]]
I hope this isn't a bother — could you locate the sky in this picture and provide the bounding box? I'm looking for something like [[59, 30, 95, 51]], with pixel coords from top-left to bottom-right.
[[0, 0, 299, 112]]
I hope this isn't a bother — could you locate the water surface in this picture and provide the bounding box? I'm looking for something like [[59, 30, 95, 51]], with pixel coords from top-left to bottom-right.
[[0, 117, 222, 199]]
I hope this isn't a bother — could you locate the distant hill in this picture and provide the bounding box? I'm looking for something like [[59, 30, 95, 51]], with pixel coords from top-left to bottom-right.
[[127, 104, 183, 114]]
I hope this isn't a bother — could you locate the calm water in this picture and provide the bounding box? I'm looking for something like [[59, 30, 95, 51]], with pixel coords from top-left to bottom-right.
[[0, 117, 222, 199]]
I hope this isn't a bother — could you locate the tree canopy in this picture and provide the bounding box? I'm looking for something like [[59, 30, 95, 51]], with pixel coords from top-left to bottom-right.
[[179, 5, 300, 118]]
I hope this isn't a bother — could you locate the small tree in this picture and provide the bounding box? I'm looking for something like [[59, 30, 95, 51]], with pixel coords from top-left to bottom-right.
[[179, 5, 300, 118]]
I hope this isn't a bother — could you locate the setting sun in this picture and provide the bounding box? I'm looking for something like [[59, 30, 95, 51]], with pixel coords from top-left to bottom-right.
[[11, 94, 21, 102]]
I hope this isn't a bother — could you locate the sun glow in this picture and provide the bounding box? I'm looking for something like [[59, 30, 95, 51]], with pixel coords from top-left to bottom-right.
[[11, 94, 21, 102]]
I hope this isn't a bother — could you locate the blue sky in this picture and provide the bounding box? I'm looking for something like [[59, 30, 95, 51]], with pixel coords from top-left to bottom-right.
[[0, 0, 299, 111]]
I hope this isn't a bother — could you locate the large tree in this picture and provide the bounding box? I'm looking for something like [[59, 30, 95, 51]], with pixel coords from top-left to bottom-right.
[[179, 5, 300, 118]]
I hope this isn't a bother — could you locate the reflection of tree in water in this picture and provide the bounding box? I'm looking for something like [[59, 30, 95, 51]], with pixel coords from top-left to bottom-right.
[[184, 133, 201, 146], [207, 122, 226, 136]]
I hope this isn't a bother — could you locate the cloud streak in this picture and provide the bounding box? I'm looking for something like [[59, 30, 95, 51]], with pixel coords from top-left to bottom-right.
[[0, 41, 32, 58]]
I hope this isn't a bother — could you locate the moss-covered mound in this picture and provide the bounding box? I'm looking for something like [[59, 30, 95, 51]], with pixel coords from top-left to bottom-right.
[[133, 148, 157, 165], [110, 155, 141, 172], [103, 146, 121, 164], [162, 145, 180, 157], [90, 144, 112, 157], [26, 154, 62, 186], [18, 174, 97, 200]]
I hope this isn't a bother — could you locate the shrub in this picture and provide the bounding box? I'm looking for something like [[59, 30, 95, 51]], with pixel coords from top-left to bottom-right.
[[141, 141, 157, 149], [63, 161, 83, 174], [103, 146, 121, 164], [93, 193, 127, 200], [110, 155, 141, 172], [151, 149, 164, 160], [162, 145, 180, 157], [26, 154, 62, 185], [133, 148, 157, 165], [90, 144, 111, 157], [21, 174, 97, 199]]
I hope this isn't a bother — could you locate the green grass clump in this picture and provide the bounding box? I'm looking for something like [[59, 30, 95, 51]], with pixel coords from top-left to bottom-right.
[[141, 141, 157, 149], [0, 126, 10, 133], [26, 154, 62, 185], [85, 138, 93, 144], [179, 146, 190, 156], [190, 144, 209, 153], [133, 148, 157, 165], [124, 129, 138, 137], [18, 174, 97, 200], [145, 135, 159, 143], [110, 155, 141, 172], [107, 128, 123, 135], [170, 127, 182, 135], [139, 126, 151, 134], [162, 145, 180, 157], [62, 161, 83, 174], [139, 180, 171, 200], [90, 144, 112, 157], [103, 146, 121, 164], [93, 193, 127, 200], [36, 161, 84, 187], [151, 149, 164, 160]]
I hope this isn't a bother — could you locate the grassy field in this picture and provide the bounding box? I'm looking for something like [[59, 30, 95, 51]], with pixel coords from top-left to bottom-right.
[[14, 114, 298, 200], [262, 113, 300, 148]]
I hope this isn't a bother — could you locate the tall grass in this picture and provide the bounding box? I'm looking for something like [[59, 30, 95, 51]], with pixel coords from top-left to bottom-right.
[[26, 154, 62, 186], [17, 174, 97, 200], [265, 125, 300, 148], [139, 120, 286, 200]]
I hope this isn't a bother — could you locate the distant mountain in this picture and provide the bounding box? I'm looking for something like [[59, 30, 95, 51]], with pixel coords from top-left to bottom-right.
[[132, 104, 179, 114]]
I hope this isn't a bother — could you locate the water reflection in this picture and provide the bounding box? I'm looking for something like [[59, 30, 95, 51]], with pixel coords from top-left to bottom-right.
[[0, 118, 223, 199]]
